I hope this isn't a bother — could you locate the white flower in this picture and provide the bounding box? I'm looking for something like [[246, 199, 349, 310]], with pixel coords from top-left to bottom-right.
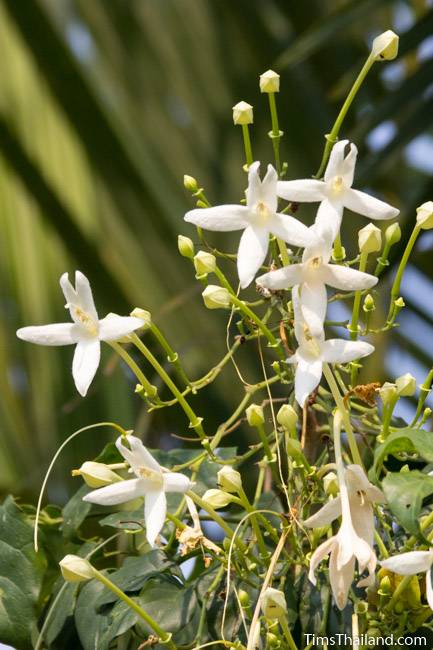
[[184, 162, 315, 288], [381, 550, 433, 610], [277, 140, 399, 239], [257, 224, 377, 334], [83, 435, 191, 547], [288, 287, 374, 406], [16, 271, 143, 396], [307, 464, 383, 610]]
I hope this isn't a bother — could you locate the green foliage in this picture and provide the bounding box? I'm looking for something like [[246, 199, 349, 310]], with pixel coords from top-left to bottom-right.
[[382, 471, 433, 536]]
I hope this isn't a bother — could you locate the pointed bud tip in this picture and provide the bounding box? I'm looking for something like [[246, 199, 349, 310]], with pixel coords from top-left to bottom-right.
[[178, 235, 195, 258], [217, 465, 242, 493], [416, 201, 433, 230], [259, 69, 280, 93], [202, 285, 232, 310], [371, 30, 399, 61], [60, 555, 94, 582], [193, 250, 216, 275], [232, 101, 253, 125], [245, 403, 265, 426], [183, 175, 198, 192], [358, 223, 382, 253]]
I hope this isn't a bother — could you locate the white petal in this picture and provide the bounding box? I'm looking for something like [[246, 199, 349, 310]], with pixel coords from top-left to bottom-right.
[[324, 140, 350, 182], [256, 264, 303, 290], [350, 499, 375, 549], [237, 226, 269, 288], [322, 265, 378, 291], [246, 161, 261, 207], [299, 282, 327, 337], [116, 435, 161, 474], [302, 224, 333, 263], [304, 496, 342, 528], [321, 339, 374, 364], [329, 547, 354, 610], [184, 205, 249, 231], [308, 536, 336, 585], [340, 142, 358, 187], [16, 323, 79, 346], [260, 164, 278, 213], [269, 213, 316, 248], [74, 271, 99, 321], [294, 357, 323, 407], [98, 314, 143, 341], [277, 179, 325, 202], [426, 567, 433, 611], [83, 477, 147, 505], [344, 188, 399, 221], [381, 551, 433, 575], [314, 199, 343, 239], [145, 489, 167, 547], [72, 338, 101, 397], [163, 472, 191, 493], [345, 465, 384, 503]]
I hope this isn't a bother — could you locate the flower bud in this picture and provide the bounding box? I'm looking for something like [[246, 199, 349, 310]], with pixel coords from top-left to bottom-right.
[[238, 589, 250, 607], [178, 235, 195, 259], [259, 69, 280, 93], [129, 308, 152, 329], [276, 404, 298, 431], [385, 223, 401, 246], [202, 489, 233, 509], [261, 587, 287, 620], [183, 175, 198, 193], [379, 575, 392, 595], [202, 285, 231, 310], [232, 101, 253, 125], [246, 403, 265, 427], [379, 382, 398, 405], [323, 471, 339, 496], [285, 437, 303, 459], [217, 465, 242, 494], [60, 555, 94, 583], [363, 294, 375, 313], [194, 250, 216, 276], [416, 201, 433, 230], [395, 372, 416, 397], [71, 461, 122, 488], [358, 223, 382, 254], [371, 30, 399, 61]]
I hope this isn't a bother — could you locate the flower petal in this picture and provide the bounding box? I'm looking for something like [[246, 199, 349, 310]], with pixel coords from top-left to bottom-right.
[[246, 161, 261, 207], [308, 536, 336, 585], [321, 339, 374, 364], [83, 477, 146, 506], [381, 551, 433, 575], [256, 264, 303, 290], [314, 199, 343, 239], [299, 282, 327, 337], [330, 548, 355, 610], [345, 465, 385, 504], [344, 188, 399, 221], [74, 271, 99, 321], [350, 499, 375, 549], [426, 567, 433, 611], [116, 435, 161, 474], [16, 323, 79, 346], [294, 357, 323, 407], [184, 205, 249, 231], [269, 213, 316, 248], [324, 140, 348, 181], [98, 314, 143, 341], [237, 226, 269, 288], [304, 496, 342, 528], [322, 265, 378, 291], [72, 338, 101, 397], [277, 179, 325, 203], [145, 489, 167, 546], [260, 164, 278, 213], [163, 472, 191, 493]]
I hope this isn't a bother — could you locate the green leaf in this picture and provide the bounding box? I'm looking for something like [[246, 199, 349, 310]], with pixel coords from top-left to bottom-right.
[[43, 581, 79, 646], [382, 471, 433, 536], [62, 485, 91, 539], [75, 579, 111, 650], [372, 428, 433, 477]]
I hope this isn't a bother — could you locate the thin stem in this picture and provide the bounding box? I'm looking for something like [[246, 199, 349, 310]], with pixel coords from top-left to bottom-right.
[[267, 92, 282, 173], [242, 124, 253, 167], [150, 323, 190, 386], [108, 341, 157, 397], [411, 366, 433, 426], [186, 491, 247, 553], [230, 295, 285, 361], [238, 487, 268, 557], [349, 250, 368, 341], [386, 224, 420, 322], [279, 615, 298, 650]]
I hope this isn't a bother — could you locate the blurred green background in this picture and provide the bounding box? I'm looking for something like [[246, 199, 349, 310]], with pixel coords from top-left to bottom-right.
[[2, 0, 433, 500]]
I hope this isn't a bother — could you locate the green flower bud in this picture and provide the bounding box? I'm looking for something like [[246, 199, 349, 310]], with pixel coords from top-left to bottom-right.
[[217, 466, 242, 494], [129, 308, 152, 329], [193, 250, 216, 276], [385, 222, 401, 246], [261, 587, 287, 620], [232, 101, 253, 125], [363, 294, 375, 312], [323, 471, 339, 496], [71, 461, 122, 488], [266, 632, 280, 648], [276, 404, 298, 431], [285, 437, 303, 459], [238, 589, 250, 607], [379, 382, 398, 405], [183, 175, 198, 192], [202, 285, 231, 310], [60, 555, 94, 583], [246, 403, 265, 427], [371, 30, 399, 61], [202, 489, 233, 509], [416, 201, 433, 230], [178, 235, 195, 259], [358, 223, 382, 254], [259, 69, 280, 93], [396, 372, 416, 397]]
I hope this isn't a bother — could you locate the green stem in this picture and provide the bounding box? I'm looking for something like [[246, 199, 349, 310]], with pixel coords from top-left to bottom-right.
[[386, 224, 421, 322], [267, 92, 282, 174], [108, 341, 157, 397], [92, 569, 176, 649], [322, 363, 363, 467], [380, 396, 398, 440], [314, 54, 375, 179], [411, 366, 433, 426], [374, 239, 392, 277], [230, 295, 285, 361], [279, 615, 298, 650], [186, 491, 247, 553], [349, 250, 368, 341], [332, 233, 345, 262], [242, 124, 253, 167], [150, 323, 190, 387], [276, 238, 291, 266], [238, 487, 268, 557]]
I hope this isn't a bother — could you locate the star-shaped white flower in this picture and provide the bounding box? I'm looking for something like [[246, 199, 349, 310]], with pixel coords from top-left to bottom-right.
[[381, 550, 433, 611], [277, 140, 399, 238], [307, 465, 382, 610], [16, 271, 143, 397], [256, 224, 378, 334], [289, 286, 374, 406], [83, 435, 192, 547], [184, 162, 316, 288]]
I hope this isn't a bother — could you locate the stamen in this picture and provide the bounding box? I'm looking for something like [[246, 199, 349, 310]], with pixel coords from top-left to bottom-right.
[[256, 201, 270, 224], [331, 175, 344, 195], [73, 306, 98, 336]]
